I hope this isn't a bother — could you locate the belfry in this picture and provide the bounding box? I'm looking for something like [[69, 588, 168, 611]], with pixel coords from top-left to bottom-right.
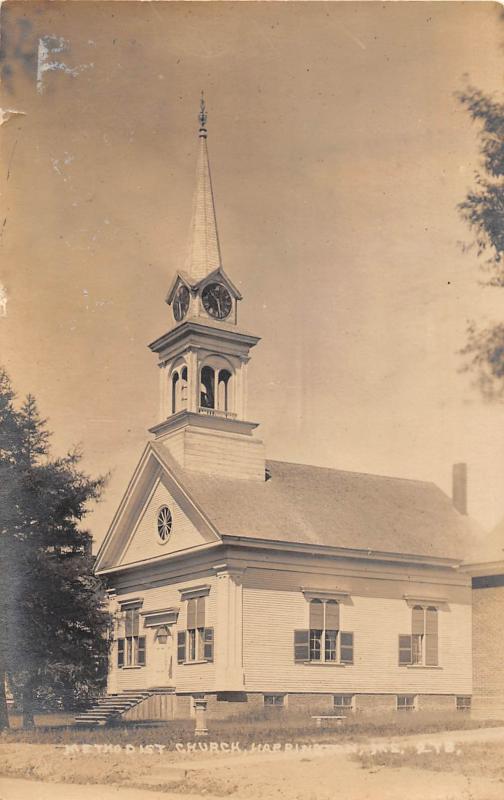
[[148, 96, 266, 481]]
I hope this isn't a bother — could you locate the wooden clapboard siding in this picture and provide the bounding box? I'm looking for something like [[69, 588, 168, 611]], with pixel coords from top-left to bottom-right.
[[242, 568, 472, 695], [181, 427, 265, 481], [112, 574, 217, 693], [243, 564, 471, 604], [162, 429, 185, 465], [119, 476, 207, 566]]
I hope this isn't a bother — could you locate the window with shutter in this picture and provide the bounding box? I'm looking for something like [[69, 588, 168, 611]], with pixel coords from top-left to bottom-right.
[[117, 639, 125, 668], [137, 636, 146, 666], [187, 599, 196, 630], [294, 630, 310, 662], [400, 604, 440, 667], [177, 630, 186, 663], [411, 606, 424, 635], [425, 607, 438, 666], [309, 599, 324, 629], [340, 632, 354, 664], [181, 595, 211, 663], [325, 630, 337, 661], [325, 600, 340, 629], [196, 596, 206, 628], [203, 628, 214, 661], [399, 634, 412, 665], [297, 597, 351, 665], [118, 606, 145, 666]]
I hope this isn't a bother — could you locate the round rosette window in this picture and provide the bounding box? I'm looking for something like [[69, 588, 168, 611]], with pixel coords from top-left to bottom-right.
[[156, 505, 173, 544]]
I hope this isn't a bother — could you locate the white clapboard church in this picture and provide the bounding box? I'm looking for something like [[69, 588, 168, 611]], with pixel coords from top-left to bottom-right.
[[83, 100, 478, 724]]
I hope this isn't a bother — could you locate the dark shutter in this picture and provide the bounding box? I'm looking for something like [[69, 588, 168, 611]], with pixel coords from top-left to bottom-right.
[[325, 600, 340, 630], [187, 598, 196, 629], [340, 631, 354, 664], [399, 634, 412, 665], [203, 628, 214, 661], [117, 638, 125, 668], [196, 596, 206, 628], [177, 630, 186, 664], [412, 606, 424, 635], [309, 599, 324, 629], [137, 636, 146, 666], [425, 607, 438, 666], [294, 629, 310, 662], [125, 610, 133, 637], [132, 609, 139, 636]]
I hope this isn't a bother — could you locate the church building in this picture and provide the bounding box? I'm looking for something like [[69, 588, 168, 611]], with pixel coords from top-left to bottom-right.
[[86, 100, 477, 724]]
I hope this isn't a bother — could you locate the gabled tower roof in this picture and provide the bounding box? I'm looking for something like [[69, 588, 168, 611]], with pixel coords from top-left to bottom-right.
[[185, 94, 222, 282]]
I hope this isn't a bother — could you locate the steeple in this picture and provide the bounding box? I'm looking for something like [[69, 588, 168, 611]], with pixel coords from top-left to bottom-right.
[[149, 98, 266, 482], [185, 93, 222, 282]]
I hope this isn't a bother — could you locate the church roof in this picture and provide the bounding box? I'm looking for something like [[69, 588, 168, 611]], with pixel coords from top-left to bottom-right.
[[184, 96, 222, 282], [151, 443, 479, 562]]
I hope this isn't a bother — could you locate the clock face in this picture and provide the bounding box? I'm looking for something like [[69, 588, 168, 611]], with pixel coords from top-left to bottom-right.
[[201, 282, 232, 320], [173, 285, 190, 322]]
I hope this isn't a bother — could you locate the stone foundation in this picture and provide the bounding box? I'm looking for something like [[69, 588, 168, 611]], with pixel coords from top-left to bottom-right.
[[353, 694, 397, 714], [169, 691, 462, 719], [417, 694, 456, 713]]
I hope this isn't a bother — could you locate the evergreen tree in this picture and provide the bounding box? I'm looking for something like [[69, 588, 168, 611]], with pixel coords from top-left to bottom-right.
[[0, 369, 111, 729]]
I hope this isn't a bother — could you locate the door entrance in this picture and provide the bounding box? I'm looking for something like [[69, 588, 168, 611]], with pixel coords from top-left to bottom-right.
[[150, 626, 173, 687]]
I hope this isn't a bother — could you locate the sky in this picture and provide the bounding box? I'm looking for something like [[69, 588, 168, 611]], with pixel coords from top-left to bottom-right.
[[1, 1, 504, 551]]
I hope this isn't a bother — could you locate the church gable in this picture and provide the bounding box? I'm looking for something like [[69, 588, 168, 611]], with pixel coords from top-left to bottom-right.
[[119, 475, 212, 567], [95, 445, 221, 573]]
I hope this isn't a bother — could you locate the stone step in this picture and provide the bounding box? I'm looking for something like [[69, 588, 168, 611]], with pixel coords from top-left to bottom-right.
[[74, 690, 156, 726]]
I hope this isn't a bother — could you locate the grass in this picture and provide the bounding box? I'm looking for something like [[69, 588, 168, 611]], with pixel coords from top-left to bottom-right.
[[355, 741, 504, 781], [7, 712, 76, 730], [2, 709, 502, 746]]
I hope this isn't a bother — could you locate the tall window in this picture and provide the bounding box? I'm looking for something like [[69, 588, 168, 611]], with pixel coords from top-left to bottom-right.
[[117, 606, 146, 668], [294, 598, 354, 664], [171, 366, 188, 414], [217, 369, 232, 412], [177, 595, 214, 664], [399, 605, 438, 666], [171, 372, 179, 414], [200, 366, 215, 409]]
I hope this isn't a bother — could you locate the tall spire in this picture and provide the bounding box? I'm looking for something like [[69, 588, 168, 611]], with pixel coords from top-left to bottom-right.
[[185, 93, 222, 282]]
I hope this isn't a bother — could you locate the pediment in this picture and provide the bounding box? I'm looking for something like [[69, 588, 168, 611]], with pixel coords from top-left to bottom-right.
[[197, 267, 242, 300], [94, 444, 221, 573], [165, 272, 193, 306]]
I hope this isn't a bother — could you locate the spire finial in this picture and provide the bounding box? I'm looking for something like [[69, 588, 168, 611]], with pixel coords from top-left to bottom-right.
[[199, 91, 207, 138]]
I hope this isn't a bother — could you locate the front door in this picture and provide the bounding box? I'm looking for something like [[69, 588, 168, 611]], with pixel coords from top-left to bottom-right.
[[150, 626, 173, 687]]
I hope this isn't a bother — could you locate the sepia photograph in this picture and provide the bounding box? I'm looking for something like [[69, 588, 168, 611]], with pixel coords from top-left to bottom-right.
[[1, 1, 504, 798]]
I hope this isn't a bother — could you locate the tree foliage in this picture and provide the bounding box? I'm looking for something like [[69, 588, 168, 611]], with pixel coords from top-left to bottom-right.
[[457, 86, 504, 397], [0, 368, 111, 729]]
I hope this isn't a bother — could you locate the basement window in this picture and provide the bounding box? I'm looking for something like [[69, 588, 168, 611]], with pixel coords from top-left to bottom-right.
[[334, 694, 354, 712], [456, 696, 471, 712], [397, 695, 417, 712], [264, 694, 285, 708]]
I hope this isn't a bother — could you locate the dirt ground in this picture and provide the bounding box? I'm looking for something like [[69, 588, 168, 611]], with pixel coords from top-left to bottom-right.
[[1, 726, 504, 799]]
